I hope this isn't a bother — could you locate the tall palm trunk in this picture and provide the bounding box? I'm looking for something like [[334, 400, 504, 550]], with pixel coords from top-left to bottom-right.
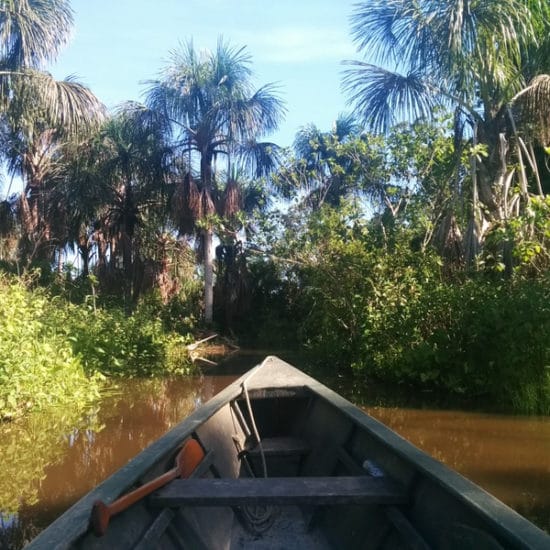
[[78, 240, 90, 278], [146, 39, 284, 323], [121, 181, 136, 314], [203, 228, 215, 323], [201, 151, 215, 324]]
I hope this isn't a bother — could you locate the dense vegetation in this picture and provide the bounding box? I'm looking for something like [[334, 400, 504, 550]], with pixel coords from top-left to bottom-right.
[[0, 273, 197, 419], [1, 0, 550, 417], [245, 202, 550, 413]]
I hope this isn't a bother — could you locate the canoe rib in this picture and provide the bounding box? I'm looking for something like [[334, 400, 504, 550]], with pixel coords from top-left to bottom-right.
[[150, 476, 407, 507]]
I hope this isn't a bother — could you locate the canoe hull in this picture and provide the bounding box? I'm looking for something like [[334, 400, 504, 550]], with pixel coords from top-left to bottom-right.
[[27, 356, 550, 549]]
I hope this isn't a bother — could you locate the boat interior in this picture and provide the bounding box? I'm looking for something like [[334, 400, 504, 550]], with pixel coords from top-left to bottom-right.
[[76, 378, 518, 550]]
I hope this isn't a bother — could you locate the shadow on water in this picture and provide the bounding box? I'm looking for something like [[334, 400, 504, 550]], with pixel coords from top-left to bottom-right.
[[0, 350, 548, 548], [202, 349, 272, 375]]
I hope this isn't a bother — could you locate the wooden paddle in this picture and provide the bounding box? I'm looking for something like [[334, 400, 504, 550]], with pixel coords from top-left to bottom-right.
[[91, 438, 205, 537]]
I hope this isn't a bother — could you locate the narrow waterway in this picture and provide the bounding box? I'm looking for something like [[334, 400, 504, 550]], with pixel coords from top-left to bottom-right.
[[1, 353, 549, 546]]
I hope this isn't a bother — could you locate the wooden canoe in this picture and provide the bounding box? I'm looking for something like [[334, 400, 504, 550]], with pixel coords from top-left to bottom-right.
[[27, 356, 550, 549]]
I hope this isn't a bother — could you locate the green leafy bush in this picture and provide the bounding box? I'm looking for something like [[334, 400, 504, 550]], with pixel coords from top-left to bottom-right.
[[58, 297, 195, 378], [0, 273, 197, 420], [357, 278, 550, 413], [262, 205, 550, 413], [0, 275, 101, 419]]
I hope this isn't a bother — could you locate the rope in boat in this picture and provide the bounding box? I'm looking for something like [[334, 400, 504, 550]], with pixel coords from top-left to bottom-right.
[[241, 358, 268, 478], [239, 358, 278, 534]]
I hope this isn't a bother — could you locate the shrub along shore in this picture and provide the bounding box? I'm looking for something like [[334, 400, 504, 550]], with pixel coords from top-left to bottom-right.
[[0, 274, 195, 421]]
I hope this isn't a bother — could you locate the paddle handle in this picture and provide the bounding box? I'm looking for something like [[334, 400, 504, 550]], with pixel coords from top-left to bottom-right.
[[91, 467, 177, 536], [91, 438, 205, 537]]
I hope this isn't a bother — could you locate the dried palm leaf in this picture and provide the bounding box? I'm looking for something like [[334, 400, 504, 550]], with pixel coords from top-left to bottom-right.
[[200, 188, 216, 219], [222, 179, 242, 217], [514, 74, 550, 147], [433, 211, 464, 266], [172, 173, 200, 234]]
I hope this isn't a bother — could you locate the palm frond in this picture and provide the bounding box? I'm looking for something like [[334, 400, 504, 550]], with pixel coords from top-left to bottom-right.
[[342, 62, 435, 133], [211, 37, 253, 92], [0, 0, 73, 69], [234, 83, 286, 138], [115, 101, 173, 139], [350, 1, 403, 67], [0, 70, 105, 137], [237, 140, 283, 178], [293, 123, 323, 159], [332, 113, 359, 141], [44, 74, 106, 133]]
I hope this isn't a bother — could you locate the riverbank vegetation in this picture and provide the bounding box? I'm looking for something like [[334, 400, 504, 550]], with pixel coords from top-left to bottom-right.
[[0, 274, 197, 419], [1, 0, 550, 416]]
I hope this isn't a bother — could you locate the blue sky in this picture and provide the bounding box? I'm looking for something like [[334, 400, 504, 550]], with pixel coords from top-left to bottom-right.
[[50, 0, 361, 148]]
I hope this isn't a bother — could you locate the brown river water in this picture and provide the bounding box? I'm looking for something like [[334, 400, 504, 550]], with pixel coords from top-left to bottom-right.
[[1, 352, 549, 544]]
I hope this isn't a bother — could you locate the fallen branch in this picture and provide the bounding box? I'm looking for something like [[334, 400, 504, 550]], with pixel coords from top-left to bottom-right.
[[186, 334, 218, 351]]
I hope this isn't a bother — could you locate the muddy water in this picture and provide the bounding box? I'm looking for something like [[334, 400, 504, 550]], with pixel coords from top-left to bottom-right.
[[365, 407, 550, 531], [3, 374, 239, 533], [1, 354, 549, 544]]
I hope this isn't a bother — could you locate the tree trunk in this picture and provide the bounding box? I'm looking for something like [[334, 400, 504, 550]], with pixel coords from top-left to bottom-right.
[[121, 231, 133, 315], [79, 242, 90, 278], [203, 227, 214, 324], [200, 149, 215, 324]]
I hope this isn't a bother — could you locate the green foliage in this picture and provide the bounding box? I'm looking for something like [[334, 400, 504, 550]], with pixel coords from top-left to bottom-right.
[[59, 298, 195, 378], [0, 403, 102, 514], [250, 203, 550, 414], [235, 256, 302, 348], [0, 275, 101, 419], [156, 282, 203, 336], [509, 196, 550, 276], [0, 273, 197, 420], [292, 204, 442, 368], [357, 277, 550, 414]]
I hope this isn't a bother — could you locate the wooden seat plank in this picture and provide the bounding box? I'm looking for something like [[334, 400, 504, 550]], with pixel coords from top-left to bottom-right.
[[150, 476, 407, 507], [245, 437, 311, 457]]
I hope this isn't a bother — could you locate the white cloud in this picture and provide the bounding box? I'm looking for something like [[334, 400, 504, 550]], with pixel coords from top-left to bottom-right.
[[238, 26, 356, 64]]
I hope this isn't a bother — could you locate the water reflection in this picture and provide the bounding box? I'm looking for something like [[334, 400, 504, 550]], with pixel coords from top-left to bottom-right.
[[0, 355, 549, 546], [319, 371, 550, 532], [19, 375, 238, 528], [0, 374, 240, 544]]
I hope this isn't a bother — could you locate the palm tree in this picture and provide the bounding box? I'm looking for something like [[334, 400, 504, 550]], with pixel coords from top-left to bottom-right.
[[1, 76, 104, 265], [146, 38, 285, 323], [0, 0, 103, 129], [57, 103, 173, 307], [274, 115, 396, 218], [0, 0, 105, 266], [0, 0, 72, 70], [343, 0, 550, 264], [291, 115, 359, 208]]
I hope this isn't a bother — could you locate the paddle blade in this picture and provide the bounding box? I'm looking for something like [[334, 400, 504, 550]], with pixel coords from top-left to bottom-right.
[[178, 438, 205, 478]]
